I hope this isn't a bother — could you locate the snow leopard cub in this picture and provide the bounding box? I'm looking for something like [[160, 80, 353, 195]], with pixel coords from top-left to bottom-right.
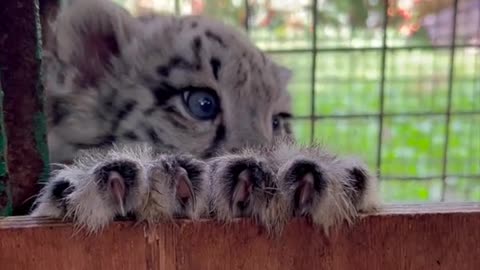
[[44, 0, 293, 164], [32, 0, 379, 232]]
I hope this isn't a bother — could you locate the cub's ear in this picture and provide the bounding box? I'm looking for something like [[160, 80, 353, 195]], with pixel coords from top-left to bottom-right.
[[50, 0, 139, 86]]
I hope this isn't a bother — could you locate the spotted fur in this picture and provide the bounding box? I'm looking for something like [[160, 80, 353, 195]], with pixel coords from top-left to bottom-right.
[[44, 0, 292, 163]]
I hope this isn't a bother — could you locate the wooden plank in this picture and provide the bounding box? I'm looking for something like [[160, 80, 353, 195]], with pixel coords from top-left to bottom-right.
[[1, 203, 479, 270], [0, 0, 50, 215], [0, 219, 147, 270]]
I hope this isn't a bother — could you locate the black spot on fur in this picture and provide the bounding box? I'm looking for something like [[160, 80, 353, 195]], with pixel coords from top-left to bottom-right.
[[102, 88, 118, 112], [158, 48, 205, 74], [213, 124, 226, 144], [234, 63, 248, 88], [202, 124, 226, 158], [94, 160, 139, 191], [115, 212, 137, 221], [166, 114, 189, 130], [145, 126, 161, 144], [49, 179, 75, 211], [191, 21, 198, 28], [191, 37, 202, 70], [147, 104, 188, 130], [51, 179, 75, 201], [287, 160, 326, 193], [210, 58, 221, 80], [163, 105, 176, 113], [51, 98, 69, 125], [285, 161, 327, 214], [156, 56, 195, 77], [117, 100, 137, 120], [170, 56, 188, 67], [156, 66, 170, 77], [224, 160, 274, 200], [103, 34, 121, 57], [192, 36, 202, 50], [176, 156, 205, 190], [104, 100, 114, 109], [150, 82, 178, 106], [205, 30, 226, 47], [349, 167, 367, 194], [108, 100, 137, 133], [123, 131, 139, 140]]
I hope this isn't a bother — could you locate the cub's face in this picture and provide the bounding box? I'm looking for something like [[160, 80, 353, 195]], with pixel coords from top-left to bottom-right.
[[44, 0, 293, 163]]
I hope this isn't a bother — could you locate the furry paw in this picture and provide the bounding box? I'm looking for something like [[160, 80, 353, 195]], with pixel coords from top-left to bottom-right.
[[139, 154, 208, 222], [277, 156, 352, 230], [336, 157, 379, 213], [32, 156, 148, 232], [208, 154, 289, 232], [31, 144, 210, 231], [277, 154, 379, 231]]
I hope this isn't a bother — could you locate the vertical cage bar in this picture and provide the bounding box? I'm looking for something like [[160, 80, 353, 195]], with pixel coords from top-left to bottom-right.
[[244, 0, 250, 33], [441, 0, 460, 202], [174, 0, 180, 15], [310, 0, 318, 143], [0, 80, 12, 216], [0, 0, 50, 215], [375, 0, 389, 179]]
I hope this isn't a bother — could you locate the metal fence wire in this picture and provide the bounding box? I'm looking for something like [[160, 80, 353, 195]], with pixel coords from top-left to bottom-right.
[[156, 0, 479, 202]]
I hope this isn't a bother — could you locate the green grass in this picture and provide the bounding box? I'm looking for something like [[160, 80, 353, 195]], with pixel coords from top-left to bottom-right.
[[270, 49, 480, 203]]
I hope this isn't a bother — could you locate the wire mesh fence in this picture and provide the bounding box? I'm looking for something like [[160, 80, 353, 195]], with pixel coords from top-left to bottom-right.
[[111, 0, 480, 202]]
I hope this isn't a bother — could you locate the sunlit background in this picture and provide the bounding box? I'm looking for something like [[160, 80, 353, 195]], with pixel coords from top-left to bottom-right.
[[113, 0, 480, 203]]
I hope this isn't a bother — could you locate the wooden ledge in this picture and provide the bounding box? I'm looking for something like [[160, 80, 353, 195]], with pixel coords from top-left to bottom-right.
[[1, 203, 480, 270]]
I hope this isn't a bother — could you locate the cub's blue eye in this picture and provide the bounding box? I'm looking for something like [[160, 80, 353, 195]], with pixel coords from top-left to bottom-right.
[[272, 115, 281, 130], [183, 89, 219, 120]]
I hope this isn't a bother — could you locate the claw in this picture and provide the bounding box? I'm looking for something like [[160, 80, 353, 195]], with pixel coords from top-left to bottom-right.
[[108, 171, 126, 216], [296, 172, 314, 215], [175, 167, 195, 210], [232, 169, 254, 211]]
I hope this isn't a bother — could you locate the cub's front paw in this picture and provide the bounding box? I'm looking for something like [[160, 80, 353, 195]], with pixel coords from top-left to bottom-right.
[[91, 159, 147, 218], [208, 155, 288, 232], [32, 158, 148, 233], [31, 175, 76, 219], [139, 154, 208, 222], [277, 157, 356, 231], [338, 157, 379, 213]]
